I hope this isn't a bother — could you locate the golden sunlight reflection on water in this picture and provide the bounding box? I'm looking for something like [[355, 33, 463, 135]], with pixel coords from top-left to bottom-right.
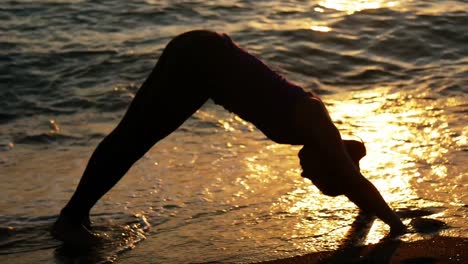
[[265, 86, 465, 250], [309, 25, 332, 32], [309, 0, 400, 33], [319, 0, 399, 14]]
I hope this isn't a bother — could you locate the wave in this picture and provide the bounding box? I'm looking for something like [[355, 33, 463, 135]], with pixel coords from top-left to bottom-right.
[[0, 213, 150, 263], [14, 133, 80, 145], [1, 0, 466, 152]]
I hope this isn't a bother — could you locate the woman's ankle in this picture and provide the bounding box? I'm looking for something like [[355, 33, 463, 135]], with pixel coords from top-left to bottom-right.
[[59, 206, 91, 227]]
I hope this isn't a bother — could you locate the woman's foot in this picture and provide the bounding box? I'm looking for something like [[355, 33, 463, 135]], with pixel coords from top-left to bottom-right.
[[389, 222, 408, 237], [51, 211, 104, 246]]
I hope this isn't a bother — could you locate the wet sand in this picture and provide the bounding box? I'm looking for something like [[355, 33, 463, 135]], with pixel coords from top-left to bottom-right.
[[258, 236, 467, 264]]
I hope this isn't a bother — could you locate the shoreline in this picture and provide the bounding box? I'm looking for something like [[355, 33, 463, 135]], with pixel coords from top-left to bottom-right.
[[257, 236, 467, 264]]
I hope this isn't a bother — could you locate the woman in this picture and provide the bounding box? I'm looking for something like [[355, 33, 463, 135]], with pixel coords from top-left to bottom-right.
[[52, 30, 406, 244]]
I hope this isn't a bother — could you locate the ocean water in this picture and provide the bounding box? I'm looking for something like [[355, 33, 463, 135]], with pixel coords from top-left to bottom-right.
[[0, 0, 467, 263]]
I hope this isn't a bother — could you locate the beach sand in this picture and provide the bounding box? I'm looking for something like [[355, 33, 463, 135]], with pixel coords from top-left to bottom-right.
[[258, 236, 467, 264]]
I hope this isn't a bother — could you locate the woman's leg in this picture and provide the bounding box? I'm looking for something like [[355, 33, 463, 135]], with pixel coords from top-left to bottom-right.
[[55, 31, 235, 235]]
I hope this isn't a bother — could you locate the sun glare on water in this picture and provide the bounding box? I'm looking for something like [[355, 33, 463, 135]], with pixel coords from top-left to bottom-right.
[[309, 0, 400, 32], [319, 0, 399, 14], [271, 86, 461, 249]]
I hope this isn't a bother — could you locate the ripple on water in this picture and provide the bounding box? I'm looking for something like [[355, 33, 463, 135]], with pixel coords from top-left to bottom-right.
[[0, 213, 150, 263], [0, 0, 467, 263]]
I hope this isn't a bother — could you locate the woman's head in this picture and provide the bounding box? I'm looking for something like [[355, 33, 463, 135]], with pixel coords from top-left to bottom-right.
[[298, 139, 366, 196]]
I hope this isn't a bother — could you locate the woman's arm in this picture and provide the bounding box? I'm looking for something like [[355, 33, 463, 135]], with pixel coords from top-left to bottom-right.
[[294, 96, 406, 234], [342, 173, 406, 234]]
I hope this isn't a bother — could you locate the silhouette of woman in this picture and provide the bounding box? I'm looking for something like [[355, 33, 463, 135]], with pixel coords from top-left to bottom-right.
[[52, 30, 405, 244]]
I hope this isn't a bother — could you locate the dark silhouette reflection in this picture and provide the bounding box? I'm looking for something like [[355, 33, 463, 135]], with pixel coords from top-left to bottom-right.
[[311, 208, 450, 264], [314, 240, 401, 264], [341, 210, 376, 248], [54, 244, 108, 264], [310, 210, 402, 264]]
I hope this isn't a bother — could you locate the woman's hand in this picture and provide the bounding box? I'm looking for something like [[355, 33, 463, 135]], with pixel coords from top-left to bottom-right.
[[298, 139, 406, 234]]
